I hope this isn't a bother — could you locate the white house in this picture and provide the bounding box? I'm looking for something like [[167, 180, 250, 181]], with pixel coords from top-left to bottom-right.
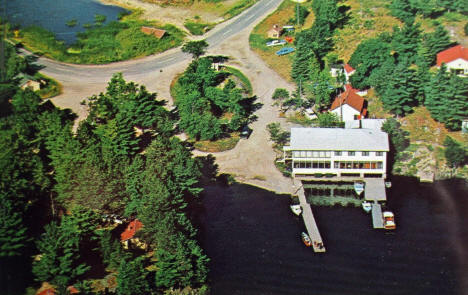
[[282, 128, 389, 178], [330, 89, 367, 121], [343, 63, 355, 82], [436, 45, 468, 76]]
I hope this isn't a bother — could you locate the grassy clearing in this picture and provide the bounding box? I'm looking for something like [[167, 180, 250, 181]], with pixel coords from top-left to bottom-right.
[[14, 11, 185, 64], [249, 0, 312, 81], [36, 73, 62, 99], [193, 132, 241, 152], [286, 111, 313, 126], [184, 21, 215, 35]]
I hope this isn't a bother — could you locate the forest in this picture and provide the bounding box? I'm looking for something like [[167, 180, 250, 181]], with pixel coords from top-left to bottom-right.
[[0, 41, 210, 295], [288, 0, 467, 131], [173, 56, 257, 141]]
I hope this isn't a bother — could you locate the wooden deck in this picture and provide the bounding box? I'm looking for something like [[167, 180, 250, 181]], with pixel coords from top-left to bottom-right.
[[371, 202, 384, 229], [294, 179, 326, 253], [364, 178, 386, 201]]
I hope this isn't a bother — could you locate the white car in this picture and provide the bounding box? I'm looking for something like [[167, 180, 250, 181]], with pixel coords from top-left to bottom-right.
[[266, 39, 286, 47]]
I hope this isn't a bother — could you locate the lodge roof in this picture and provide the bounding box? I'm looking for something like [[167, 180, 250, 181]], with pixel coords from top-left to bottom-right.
[[436, 45, 468, 66], [287, 128, 389, 151]]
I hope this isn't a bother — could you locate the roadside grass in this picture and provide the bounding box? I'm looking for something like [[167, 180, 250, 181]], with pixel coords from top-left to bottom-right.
[[223, 66, 253, 95], [14, 10, 185, 64], [365, 89, 392, 119], [332, 0, 400, 62], [184, 21, 215, 35], [141, 0, 258, 20], [36, 73, 62, 99], [193, 132, 241, 152], [249, 0, 312, 81], [286, 111, 313, 126]]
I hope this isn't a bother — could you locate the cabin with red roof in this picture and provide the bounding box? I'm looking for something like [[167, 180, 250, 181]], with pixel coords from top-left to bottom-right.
[[436, 45, 468, 76], [121, 219, 145, 249], [343, 63, 355, 82], [121, 219, 143, 242], [330, 89, 367, 121]]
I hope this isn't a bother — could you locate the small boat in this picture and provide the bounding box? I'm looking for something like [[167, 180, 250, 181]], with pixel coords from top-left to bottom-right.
[[361, 201, 372, 213], [290, 204, 302, 216], [383, 211, 396, 230], [301, 232, 312, 247], [354, 181, 365, 195], [385, 181, 392, 188]]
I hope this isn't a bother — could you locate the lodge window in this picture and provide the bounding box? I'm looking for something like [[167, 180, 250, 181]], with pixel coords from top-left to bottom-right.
[[376, 151, 383, 156], [294, 161, 331, 169], [362, 151, 369, 156], [348, 151, 355, 156], [334, 151, 342, 156], [334, 161, 384, 170]]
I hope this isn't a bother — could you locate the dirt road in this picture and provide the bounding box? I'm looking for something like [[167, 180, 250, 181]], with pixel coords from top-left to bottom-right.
[[44, 0, 298, 194]]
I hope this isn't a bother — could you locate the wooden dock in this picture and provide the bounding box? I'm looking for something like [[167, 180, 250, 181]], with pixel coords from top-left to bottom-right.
[[294, 179, 326, 253], [371, 202, 384, 229]]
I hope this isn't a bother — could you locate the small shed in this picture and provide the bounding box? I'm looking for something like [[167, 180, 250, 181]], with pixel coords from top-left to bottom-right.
[[20, 75, 42, 91], [267, 24, 282, 39], [141, 26, 166, 39]]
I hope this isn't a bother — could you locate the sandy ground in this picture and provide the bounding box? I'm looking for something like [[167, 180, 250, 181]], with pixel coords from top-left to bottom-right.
[[100, 0, 229, 30]]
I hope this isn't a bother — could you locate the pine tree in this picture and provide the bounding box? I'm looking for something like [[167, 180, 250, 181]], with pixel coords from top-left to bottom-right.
[[390, 0, 416, 23], [391, 21, 422, 64], [421, 23, 452, 65], [0, 193, 29, 258], [425, 65, 468, 130], [117, 257, 150, 295], [444, 136, 466, 168], [380, 61, 419, 115]]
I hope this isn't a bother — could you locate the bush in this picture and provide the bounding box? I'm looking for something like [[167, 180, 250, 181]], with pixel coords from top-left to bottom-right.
[[444, 136, 466, 168], [464, 22, 468, 36]]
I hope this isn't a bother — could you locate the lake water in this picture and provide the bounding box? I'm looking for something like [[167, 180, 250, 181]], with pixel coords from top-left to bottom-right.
[[5, 0, 127, 44], [200, 177, 468, 295]]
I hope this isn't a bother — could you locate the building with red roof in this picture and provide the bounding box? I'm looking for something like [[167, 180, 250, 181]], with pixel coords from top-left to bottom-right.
[[330, 89, 367, 121], [436, 45, 468, 76], [343, 63, 356, 82], [121, 219, 143, 242]]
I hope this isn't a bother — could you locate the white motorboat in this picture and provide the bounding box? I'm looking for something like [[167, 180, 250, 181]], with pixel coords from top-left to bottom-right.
[[290, 204, 302, 216], [354, 181, 365, 195], [385, 181, 392, 188], [361, 201, 372, 213]]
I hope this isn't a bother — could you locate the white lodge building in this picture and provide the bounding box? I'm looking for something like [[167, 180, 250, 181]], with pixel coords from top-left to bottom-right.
[[282, 128, 389, 178]]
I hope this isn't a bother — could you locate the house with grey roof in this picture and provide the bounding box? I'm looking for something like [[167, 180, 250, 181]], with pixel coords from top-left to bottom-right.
[[282, 128, 389, 178]]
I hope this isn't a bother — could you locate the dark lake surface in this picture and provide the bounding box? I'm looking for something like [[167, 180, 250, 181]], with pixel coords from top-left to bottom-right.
[[5, 0, 127, 44], [200, 177, 468, 295]]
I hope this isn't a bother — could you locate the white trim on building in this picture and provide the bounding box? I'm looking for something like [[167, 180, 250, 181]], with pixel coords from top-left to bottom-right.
[[283, 128, 389, 178]]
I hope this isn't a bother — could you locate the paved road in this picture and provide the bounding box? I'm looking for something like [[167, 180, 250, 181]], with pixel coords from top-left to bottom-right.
[[36, 0, 284, 82]]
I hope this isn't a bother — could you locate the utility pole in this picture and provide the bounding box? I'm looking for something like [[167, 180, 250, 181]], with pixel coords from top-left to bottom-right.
[[297, 2, 300, 27], [0, 0, 6, 82]]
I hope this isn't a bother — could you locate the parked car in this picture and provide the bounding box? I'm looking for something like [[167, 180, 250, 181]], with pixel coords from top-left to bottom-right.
[[240, 126, 252, 138], [276, 47, 295, 56], [266, 39, 287, 47]]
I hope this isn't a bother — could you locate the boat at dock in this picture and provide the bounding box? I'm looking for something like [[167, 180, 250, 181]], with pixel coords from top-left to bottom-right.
[[383, 211, 396, 230], [290, 204, 302, 216], [354, 181, 365, 195], [361, 201, 372, 213], [301, 232, 312, 247]]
